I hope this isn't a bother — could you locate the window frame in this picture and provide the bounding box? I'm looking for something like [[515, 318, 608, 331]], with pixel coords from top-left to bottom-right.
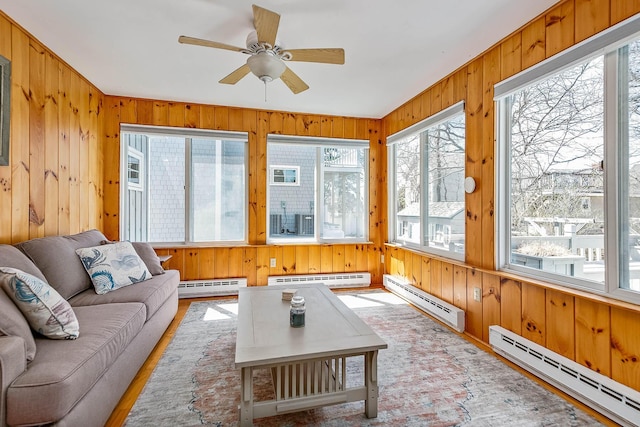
[[387, 101, 466, 261], [126, 147, 144, 192], [269, 165, 300, 186], [266, 134, 370, 244], [119, 124, 249, 245], [495, 14, 640, 304]]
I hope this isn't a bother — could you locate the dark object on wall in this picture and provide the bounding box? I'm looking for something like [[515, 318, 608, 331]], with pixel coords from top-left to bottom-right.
[[0, 54, 10, 166], [295, 214, 314, 235], [270, 214, 282, 236]]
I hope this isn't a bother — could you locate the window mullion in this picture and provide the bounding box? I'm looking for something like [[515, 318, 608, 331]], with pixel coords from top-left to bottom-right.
[[498, 97, 512, 269], [185, 137, 193, 244], [317, 147, 323, 240], [421, 131, 428, 251], [604, 48, 623, 294], [387, 145, 396, 242]]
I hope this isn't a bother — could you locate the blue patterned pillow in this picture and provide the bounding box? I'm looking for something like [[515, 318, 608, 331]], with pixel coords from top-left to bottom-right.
[[0, 267, 79, 339], [75, 241, 151, 294]]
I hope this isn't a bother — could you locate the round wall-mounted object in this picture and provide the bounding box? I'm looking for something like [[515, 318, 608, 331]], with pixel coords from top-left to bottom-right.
[[464, 176, 476, 194]]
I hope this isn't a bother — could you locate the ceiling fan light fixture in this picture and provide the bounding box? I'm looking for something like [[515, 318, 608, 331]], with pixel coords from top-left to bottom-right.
[[247, 53, 286, 82]]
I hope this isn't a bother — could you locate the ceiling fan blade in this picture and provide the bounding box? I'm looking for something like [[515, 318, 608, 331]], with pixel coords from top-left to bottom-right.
[[280, 66, 309, 94], [219, 63, 251, 85], [252, 4, 280, 46], [178, 35, 245, 53], [285, 48, 345, 65]]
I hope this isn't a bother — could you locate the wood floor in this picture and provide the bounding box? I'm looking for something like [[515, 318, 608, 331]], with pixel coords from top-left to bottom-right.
[[104, 290, 617, 427]]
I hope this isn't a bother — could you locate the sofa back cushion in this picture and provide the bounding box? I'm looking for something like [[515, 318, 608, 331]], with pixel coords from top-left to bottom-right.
[[0, 286, 37, 361], [0, 244, 48, 283], [16, 230, 108, 299], [0, 244, 45, 362]]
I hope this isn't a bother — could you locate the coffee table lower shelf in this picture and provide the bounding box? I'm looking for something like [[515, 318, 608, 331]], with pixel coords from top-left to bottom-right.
[[239, 351, 380, 426]]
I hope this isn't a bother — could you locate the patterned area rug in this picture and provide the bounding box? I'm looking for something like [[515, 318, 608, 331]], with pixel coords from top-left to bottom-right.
[[125, 290, 602, 426]]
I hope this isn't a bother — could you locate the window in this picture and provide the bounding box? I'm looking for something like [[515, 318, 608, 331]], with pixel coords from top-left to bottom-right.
[[496, 16, 640, 302], [270, 166, 300, 185], [267, 135, 368, 242], [120, 126, 248, 244], [387, 102, 466, 260], [127, 148, 144, 191]]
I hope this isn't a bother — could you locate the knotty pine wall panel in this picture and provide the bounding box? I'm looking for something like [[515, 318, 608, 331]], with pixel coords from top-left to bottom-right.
[[0, 17, 11, 240], [430, 258, 442, 299], [521, 281, 546, 346], [575, 298, 611, 376], [382, 0, 640, 391], [10, 24, 30, 243], [610, 306, 640, 387], [611, 0, 640, 24], [43, 50, 59, 236], [499, 278, 522, 335], [103, 96, 386, 288], [28, 39, 45, 239], [482, 273, 501, 342], [0, 12, 103, 244]]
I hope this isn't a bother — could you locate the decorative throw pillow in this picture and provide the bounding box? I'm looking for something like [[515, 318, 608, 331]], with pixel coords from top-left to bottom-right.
[[76, 241, 151, 295], [0, 267, 80, 340], [100, 240, 165, 276]]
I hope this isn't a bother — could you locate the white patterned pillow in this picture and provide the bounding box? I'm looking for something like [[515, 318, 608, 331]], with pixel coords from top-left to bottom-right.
[[76, 241, 151, 295], [0, 267, 79, 339]]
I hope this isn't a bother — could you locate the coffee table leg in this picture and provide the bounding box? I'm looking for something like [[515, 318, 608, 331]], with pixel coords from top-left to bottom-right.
[[364, 350, 379, 418], [239, 367, 254, 426]]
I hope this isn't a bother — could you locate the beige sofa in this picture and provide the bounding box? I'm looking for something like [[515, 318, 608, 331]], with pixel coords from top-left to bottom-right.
[[0, 230, 179, 427]]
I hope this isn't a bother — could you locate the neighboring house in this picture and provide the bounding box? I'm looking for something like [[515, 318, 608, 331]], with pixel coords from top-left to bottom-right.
[[397, 201, 464, 250]]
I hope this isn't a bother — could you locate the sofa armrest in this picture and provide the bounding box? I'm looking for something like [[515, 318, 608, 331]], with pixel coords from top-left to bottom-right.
[[0, 336, 27, 427]]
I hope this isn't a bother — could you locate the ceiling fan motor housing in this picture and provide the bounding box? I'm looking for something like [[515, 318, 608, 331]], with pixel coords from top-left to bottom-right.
[[246, 31, 262, 51]]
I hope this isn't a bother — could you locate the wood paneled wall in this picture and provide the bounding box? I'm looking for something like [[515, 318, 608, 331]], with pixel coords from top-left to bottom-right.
[[383, 0, 640, 391], [0, 12, 104, 244], [103, 97, 386, 286], [2, 0, 638, 395]]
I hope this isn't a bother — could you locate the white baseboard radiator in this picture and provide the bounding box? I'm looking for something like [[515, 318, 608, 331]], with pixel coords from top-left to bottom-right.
[[178, 278, 247, 298], [489, 325, 640, 427], [268, 273, 370, 288], [382, 274, 465, 333]]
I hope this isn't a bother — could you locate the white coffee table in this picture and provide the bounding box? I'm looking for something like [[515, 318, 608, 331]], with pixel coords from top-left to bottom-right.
[[235, 284, 387, 426]]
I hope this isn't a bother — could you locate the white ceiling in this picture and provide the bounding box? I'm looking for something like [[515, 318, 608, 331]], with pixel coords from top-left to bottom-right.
[[0, 0, 559, 119]]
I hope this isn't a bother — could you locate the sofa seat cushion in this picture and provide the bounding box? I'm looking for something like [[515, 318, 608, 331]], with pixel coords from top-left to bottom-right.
[[69, 269, 179, 321], [15, 229, 108, 299], [6, 303, 146, 426]]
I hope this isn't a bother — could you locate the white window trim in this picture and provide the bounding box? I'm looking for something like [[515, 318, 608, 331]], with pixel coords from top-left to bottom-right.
[[119, 124, 249, 245], [269, 165, 300, 186], [494, 15, 640, 305], [387, 101, 466, 261], [126, 147, 144, 192], [266, 134, 370, 244]]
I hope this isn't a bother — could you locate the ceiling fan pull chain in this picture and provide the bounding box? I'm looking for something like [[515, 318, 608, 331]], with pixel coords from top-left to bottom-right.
[[264, 80, 268, 102]]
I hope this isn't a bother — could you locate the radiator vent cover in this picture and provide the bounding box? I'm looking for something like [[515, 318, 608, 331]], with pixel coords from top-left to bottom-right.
[[268, 273, 370, 288], [490, 325, 640, 427], [178, 278, 247, 298], [383, 274, 465, 333]]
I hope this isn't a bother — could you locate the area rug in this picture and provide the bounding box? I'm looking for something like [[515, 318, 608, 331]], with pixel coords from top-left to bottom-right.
[[125, 290, 603, 426]]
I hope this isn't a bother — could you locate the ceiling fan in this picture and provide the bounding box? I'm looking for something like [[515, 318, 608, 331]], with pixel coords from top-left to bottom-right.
[[178, 4, 345, 95]]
